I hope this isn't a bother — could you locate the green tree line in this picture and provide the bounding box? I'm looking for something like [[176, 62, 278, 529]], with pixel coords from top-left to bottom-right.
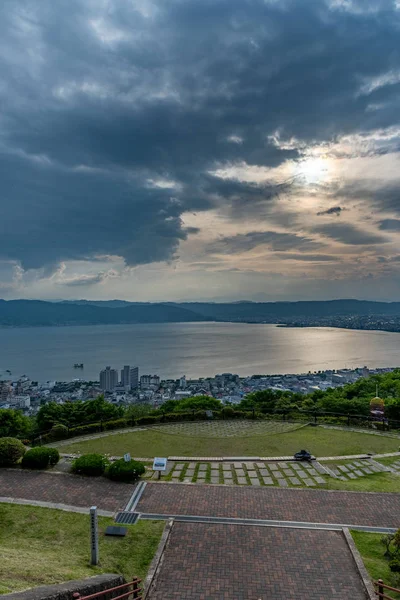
[[2, 370, 400, 439]]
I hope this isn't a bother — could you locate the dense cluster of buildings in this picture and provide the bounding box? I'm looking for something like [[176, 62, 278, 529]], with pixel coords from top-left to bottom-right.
[[0, 365, 397, 417]]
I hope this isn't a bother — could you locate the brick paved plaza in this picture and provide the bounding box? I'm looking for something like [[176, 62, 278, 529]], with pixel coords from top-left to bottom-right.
[[0, 470, 133, 512], [139, 482, 400, 527], [148, 522, 367, 600]]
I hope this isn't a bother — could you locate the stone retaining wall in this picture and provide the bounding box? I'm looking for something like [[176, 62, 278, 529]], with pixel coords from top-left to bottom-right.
[[2, 574, 124, 600]]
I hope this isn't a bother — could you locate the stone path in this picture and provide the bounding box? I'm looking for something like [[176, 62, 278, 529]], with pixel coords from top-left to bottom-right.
[[168, 460, 325, 487], [166, 457, 393, 486], [137, 482, 400, 528], [0, 470, 134, 513], [147, 522, 368, 600], [328, 459, 388, 480]]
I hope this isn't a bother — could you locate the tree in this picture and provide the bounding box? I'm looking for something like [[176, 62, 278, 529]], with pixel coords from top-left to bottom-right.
[[0, 409, 32, 438]]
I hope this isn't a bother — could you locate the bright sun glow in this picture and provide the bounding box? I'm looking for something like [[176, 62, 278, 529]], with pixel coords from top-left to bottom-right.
[[295, 157, 331, 183]]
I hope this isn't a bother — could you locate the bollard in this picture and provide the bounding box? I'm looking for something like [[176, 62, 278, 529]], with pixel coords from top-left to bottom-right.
[[90, 506, 99, 566]]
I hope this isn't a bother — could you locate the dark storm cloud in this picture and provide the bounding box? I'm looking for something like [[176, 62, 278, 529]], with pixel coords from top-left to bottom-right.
[[379, 219, 400, 231], [212, 231, 322, 254], [317, 206, 343, 216], [1, 0, 400, 270], [313, 223, 388, 245]]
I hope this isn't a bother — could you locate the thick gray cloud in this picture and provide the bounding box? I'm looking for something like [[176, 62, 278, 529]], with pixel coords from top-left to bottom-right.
[[313, 223, 388, 245], [1, 0, 400, 275], [317, 206, 343, 216], [379, 219, 400, 231]]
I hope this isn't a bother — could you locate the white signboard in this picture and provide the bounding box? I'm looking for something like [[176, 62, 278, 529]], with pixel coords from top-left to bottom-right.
[[153, 457, 167, 471], [124, 453, 131, 462]]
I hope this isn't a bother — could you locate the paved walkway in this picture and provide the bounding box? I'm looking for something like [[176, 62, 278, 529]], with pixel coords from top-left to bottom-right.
[[0, 470, 133, 513], [138, 482, 400, 528], [148, 522, 368, 600]]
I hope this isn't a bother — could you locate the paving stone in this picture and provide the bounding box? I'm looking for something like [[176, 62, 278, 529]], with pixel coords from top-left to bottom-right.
[[224, 474, 233, 480], [269, 464, 279, 471], [247, 470, 257, 478], [259, 469, 270, 476], [297, 471, 308, 479], [183, 478, 192, 483], [275, 472, 285, 479], [250, 478, 261, 486], [338, 475, 347, 480], [244, 462, 255, 468], [235, 470, 246, 477], [185, 469, 195, 477], [289, 477, 301, 485], [277, 478, 288, 487], [337, 465, 349, 473], [210, 477, 219, 484], [174, 464, 185, 470], [361, 468, 373, 474], [278, 462, 288, 468], [283, 469, 293, 476], [315, 476, 326, 484], [353, 461, 364, 467], [198, 464, 207, 471], [210, 463, 220, 469], [354, 470, 364, 477], [303, 479, 316, 487], [262, 477, 274, 485], [256, 462, 266, 468], [171, 475, 181, 480], [237, 477, 247, 484], [291, 464, 301, 470], [347, 473, 357, 479], [222, 464, 232, 471]]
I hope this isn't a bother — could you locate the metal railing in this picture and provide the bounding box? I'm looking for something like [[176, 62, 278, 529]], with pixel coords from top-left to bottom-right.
[[374, 578, 400, 599], [73, 578, 142, 600]]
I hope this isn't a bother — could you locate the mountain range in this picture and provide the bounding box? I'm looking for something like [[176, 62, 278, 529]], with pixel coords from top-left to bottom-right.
[[1, 298, 400, 327]]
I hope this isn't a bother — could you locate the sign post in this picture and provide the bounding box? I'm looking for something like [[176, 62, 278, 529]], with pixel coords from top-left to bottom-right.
[[152, 457, 167, 480], [90, 506, 99, 566]]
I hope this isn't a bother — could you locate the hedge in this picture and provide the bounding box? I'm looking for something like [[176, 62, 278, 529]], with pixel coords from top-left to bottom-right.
[[0, 437, 26, 466], [106, 458, 145, 482], [72, 453, 109, 476], [21, 447, 60, 469]]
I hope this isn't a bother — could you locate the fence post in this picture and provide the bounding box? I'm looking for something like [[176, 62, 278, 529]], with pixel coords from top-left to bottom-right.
[[378, 579, 384, 598]]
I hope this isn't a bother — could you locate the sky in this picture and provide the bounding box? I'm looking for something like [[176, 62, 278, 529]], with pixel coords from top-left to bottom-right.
[[1, 0, 400, 302]]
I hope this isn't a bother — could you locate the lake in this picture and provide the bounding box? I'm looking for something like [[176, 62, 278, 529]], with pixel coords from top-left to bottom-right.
[[1, 322, 400, 382]]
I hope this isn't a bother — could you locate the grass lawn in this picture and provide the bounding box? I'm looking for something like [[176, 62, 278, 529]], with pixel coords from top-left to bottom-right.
[[57, 424, 400, 457], [0, 503, 164, 595], [327, 472, 400, 493], [352, 531, 400, 599]]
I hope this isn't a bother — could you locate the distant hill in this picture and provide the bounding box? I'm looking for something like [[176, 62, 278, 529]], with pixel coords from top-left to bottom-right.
[[0, 300, 208, 327], [177, 299, 400, 321], [2, 298, 400, 327]]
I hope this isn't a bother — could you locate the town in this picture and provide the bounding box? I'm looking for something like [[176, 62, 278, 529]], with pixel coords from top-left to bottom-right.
[[0, 364, 397, 416]]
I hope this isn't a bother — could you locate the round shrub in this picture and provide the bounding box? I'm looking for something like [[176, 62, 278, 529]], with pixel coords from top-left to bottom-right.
[[221, 406, 235, 418], [21, 447, 60, 470], [71, 453, 109, 476], [106, 458, 145, 483], [389, 559, 400, 573], [49, 423, 68, 441], [0, 437, 26, 466]]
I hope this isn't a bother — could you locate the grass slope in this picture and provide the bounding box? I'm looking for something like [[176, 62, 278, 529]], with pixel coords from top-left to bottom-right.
[[58, 424, 400, 457], [328, 472, 400, 493], [0, 504, 163, 595], [352, 531, 400, 599]]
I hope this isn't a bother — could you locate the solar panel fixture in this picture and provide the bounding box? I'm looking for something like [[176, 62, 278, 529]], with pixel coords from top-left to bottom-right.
[[105, 526, 128, 536]]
